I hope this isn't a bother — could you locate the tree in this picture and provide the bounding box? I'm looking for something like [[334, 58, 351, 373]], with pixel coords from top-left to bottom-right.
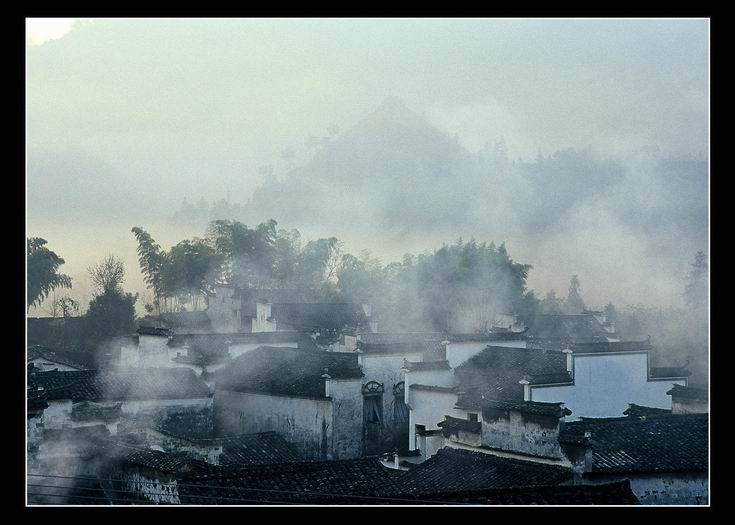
[[85, 255, 138, 344], [132, 227, 166, 312], [540, 289, 565, 314], [85, 288, 138, 343], [27, 237, 72, 310], [565, 275, 585, 314], [604, 302, 617, 326], [684, 251, 708, 309], [88, 255, 126, 295], [56, 296, 80, 318]]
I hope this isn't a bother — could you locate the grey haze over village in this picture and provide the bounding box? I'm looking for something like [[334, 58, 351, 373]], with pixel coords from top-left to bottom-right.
[[26, 18, 709, 506]]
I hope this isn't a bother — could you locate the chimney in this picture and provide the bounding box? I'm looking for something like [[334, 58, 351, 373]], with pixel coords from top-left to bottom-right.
[[562, 348, 574, 374], [393, 450, 400, 469], [322, 369, 332, 397], [519, 376, 531, 401], [356, 348, 364, 367]]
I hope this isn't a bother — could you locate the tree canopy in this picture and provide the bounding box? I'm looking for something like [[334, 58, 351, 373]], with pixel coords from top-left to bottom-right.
[[27, 237, 72, 310]]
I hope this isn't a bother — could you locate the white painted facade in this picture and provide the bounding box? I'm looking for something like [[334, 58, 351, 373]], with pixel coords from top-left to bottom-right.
[[530, 352, 686, 419]]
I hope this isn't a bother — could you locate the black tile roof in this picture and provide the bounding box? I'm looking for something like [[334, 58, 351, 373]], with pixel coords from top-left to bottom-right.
[[137, 326, 173, 337], [178, 457, 405, 504], [158, 311, 212, 331], [394, 448, 572, 494], [560, 413, 708, 474], [401, 480, 640, 505], [359, 332, 443, 345], [447, 330, 528, 342], [437, 415, 481, 434], [28, 368, 212, 403], [168, 331, 303, 352], [650, 365, 691, 378], [403, 359, 451, 371], [213, 346, 363, 398], [359, 340, 445, 359], [71, 401, 123, 422], [454, 346, 568, 402], [526, 315, 610, 342], [409, 384, 457, 394], [196, 432, 303, 466], [270, 302, 369, 331], [26, 316, 87, 348], [457, 398, 572, 419], [622, 403, 671, 417], [28, 345, 95, 370], [570, 340, 653, 354], [667, 384, 708, 401], [108, 442, 212, 476]]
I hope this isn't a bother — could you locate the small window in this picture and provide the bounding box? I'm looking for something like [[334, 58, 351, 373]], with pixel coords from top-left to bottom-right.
[[468, 413, 479, 422]]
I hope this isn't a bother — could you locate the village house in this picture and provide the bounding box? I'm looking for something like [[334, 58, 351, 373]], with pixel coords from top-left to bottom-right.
[[558, 413, 708, 504], [152, 285, 376, 335], [525, 313, 620, 350], [406, 340, 689, 456], [28, 345, 94, 371], [117, 327, 305, 374], [668, 384, 709, 414], [212, 346, 365, 460], [27, 367, 214, 444]]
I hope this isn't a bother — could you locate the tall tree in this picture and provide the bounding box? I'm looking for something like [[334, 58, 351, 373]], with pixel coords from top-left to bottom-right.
[[684, 251, 708, 309], [88, 255, 126, 295], [131, 227, 165, 312], [540, 289, 565, 314], [85, 255, 138, 345], [27, 237, 72, 311], [565, 275, 585, 314]]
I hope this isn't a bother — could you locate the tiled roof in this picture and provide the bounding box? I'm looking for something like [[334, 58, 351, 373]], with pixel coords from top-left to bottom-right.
[[409, 384, 457, 394], [27, 345, 94, 370], [108, 443, 212, 476], [137, 326, 173, 337], [570, 340, 653, 354], [213, 346, 363, 398], [560, 413, 708, 473], [650, 365, 691, 378], [197, 432, 303, 466], [359, 332, 443, 345], [402, 480, 639, 505], [526, 315, 610, 342], [28, 368, 212, 403], [403, 359, 451, 371], [437, 415, 481, 434], [178, 458, 404, 504], [168, 331, 302, 353], [270, 302, 369, 331], [359, 341, 445, 359], [667, 384, 708, 401], [158, 311, 212, 331], [71, 401, 123, 422], [447, 330, 527, 343], [622, 403, 671, 417], [26, 316, 87, 348], [394, 448, 572, 494], [454, 346, 568, 402], [455, 398, 572, 419]]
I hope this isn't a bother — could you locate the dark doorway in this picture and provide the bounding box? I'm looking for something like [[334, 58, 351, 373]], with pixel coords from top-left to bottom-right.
[[362, 381, 384, 456]]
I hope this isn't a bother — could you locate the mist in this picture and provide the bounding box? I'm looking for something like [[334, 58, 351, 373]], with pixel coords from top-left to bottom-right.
[[26, 18, 709, 314]]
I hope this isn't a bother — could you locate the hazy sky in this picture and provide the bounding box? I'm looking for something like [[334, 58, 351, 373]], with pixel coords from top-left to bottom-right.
[[26, 18, 709, 313]]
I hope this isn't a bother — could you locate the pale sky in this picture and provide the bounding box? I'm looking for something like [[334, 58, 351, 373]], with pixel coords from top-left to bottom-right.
[[26, 18, 709, 314]]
